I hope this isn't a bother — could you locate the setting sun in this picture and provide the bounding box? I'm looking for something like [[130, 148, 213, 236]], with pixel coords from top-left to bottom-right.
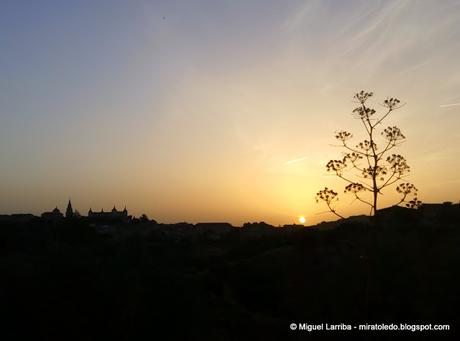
[[298, 216, 306, 224]]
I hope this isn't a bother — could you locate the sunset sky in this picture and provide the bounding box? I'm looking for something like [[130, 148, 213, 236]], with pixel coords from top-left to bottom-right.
[[1, 0, 460, 225]]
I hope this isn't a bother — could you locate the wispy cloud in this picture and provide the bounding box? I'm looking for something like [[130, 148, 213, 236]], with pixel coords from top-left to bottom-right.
[[440, 103, 460, 108], [285, 156, 308, 165]]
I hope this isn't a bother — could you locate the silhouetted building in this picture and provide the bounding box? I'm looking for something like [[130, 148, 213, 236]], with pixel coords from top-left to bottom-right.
[[88, 206, 130, 223], [0, 214, 37, 224], [41, 207, 64, 222], [66, 200, 74, 218]]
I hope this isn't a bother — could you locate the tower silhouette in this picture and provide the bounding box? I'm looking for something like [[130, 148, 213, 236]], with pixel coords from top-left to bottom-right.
[[66, 199, 74, 218]]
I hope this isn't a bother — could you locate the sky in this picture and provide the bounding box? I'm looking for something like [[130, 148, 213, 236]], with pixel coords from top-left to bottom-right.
[[1, 0, 460, 225]]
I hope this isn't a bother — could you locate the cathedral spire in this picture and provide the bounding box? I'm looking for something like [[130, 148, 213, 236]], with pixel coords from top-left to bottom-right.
[[66, 199, 74, 218]]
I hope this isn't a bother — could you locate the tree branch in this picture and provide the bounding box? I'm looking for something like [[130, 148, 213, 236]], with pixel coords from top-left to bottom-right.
[[379, 170, 398, 190], [354, 193, 374, 208], [376, 140, 394, 161], [326, 201, 345, 219], [337, 174, 373, 191], [380, 175, 404, 189], [341, 142, 371, 157], [394, 192, 409, 206], [372, 108, 392, 128]]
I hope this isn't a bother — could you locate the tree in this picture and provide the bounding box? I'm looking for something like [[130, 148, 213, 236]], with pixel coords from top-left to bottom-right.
[[316, 91, 421, 219]]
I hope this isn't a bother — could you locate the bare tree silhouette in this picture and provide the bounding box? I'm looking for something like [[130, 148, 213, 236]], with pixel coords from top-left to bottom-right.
[[316, 91, 421, 219], [315, 91, 423, 318]]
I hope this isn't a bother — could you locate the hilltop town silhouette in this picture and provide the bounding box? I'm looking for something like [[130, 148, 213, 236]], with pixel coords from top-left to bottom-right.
[[1, 199, 458, 230], [41, 200, 131, 223], [2, 199, 316, 230]]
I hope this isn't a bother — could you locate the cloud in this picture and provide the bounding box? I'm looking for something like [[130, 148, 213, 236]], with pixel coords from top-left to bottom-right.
[[285, 156, 309, 165], [440, 103, 460, 108]]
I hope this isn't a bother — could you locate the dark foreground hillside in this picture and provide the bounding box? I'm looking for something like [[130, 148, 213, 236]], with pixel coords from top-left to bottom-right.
[[1, 207, 459, 340]]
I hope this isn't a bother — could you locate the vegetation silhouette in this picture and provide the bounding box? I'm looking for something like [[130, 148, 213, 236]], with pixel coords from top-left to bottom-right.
[[315, 91, 425, 318], [316, 90, 421, 218]]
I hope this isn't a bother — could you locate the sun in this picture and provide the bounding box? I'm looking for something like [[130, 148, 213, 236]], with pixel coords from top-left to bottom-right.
[[298, 216, 306, 224]]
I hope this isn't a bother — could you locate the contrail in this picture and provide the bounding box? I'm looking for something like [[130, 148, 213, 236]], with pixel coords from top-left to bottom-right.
[[440, 103, 460, 108], [285, 156, 308, 165]]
